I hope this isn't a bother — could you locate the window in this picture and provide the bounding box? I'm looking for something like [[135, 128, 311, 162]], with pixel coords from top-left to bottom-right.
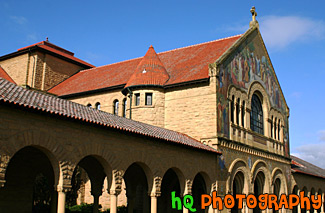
[[113, 100, 119, 115], [236, 98, 240, 125], [145, 93, 152, 106], [231, 95, 234, 123], [271, 116, 274, 138], [274, 119, 277, 140], [242, 101, 245, 127], [278, 121, 281, 141], [250, 94, 263, 135], [87, 103, 92, 108], [122, 98, 127, 118], [135, 93, 140, 106], [95, 102, 101, 110]]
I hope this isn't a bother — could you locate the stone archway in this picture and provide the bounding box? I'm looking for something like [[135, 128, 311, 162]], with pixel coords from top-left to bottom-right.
[[68, 155, 108, 213], [124, 162, 151, 213], [253, 171, 265, 213], [192, 173, 207, 213], [0, 146, 56, 213], [231, 171, 245, 213], [158, 168, 183, 213]]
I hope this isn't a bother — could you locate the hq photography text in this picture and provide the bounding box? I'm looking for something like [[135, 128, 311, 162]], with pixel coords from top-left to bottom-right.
[[171, 191, 323, 212]]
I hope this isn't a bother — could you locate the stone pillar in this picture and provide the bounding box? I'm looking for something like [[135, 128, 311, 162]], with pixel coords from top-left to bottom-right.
[[57, 186, 70, 213], [150, 177, 162, 213], [91, 180, 103, 213], [109, 170, 124, 213], [183, 179, 193, 213]]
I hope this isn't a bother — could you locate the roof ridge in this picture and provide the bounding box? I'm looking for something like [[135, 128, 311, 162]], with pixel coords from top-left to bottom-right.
[[157, 34, 243, 55], [79, 34, 242, 73]]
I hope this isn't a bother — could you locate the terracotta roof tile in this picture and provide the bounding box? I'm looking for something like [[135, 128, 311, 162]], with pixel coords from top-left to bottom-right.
[[18, 41, 94, 68], [0, 78, 220, 154], [291, 155, 325, 179], [0, 66, 15, 84], [125, 45, 169, 88], [49, 35, 241, 96]]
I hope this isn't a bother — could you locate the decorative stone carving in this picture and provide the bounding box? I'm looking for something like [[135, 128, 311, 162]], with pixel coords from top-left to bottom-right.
[[151, 176, 162, 197], [59, 161, 75, 188], [185, 179, 193, 195], [110, 170, 124, 195], [0, 154, 10, 188]]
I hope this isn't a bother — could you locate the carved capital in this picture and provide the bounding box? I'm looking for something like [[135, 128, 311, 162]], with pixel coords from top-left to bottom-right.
[[184, 179, 193, 195], [109, 170, 124, 195], [57, 185, 72, 193], [59, 161, 75, 187], [150, 176, 162, 197], [0, 154, 10, 188]]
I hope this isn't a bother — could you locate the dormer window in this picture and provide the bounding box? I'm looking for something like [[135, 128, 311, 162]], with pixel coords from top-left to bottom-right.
[[87, 103, 92, 108], [250, 94, 263, 135], [95, 102, 101, 110]]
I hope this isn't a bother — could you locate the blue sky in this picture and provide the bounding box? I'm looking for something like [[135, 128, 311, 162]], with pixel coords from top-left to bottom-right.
[[1, 0, 325, 168]]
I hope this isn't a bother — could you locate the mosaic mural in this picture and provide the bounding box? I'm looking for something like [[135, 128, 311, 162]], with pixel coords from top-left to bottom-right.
[[217, 32, 289, 156]]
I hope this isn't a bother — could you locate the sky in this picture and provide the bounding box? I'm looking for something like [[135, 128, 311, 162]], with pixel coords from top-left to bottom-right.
[[1, 0, 325, 168]]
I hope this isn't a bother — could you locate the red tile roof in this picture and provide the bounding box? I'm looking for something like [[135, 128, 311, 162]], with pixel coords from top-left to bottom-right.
[[17, 41, 95, 68], [49, 35, 241, 96], [124, 45, 169, 88], [291, 155, 325, 179], [0, 77, 220, 154], [0, 66, 15, 84]]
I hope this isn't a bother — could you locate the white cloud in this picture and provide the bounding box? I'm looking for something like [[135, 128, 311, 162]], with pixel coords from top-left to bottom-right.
[[294, 142, 325, 169], [260, 16, 325, 49], [318, 130, 325, 141], [10, 16, 28, 25]]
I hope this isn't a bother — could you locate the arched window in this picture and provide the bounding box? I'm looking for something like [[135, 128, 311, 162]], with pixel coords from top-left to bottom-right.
[[87, 103, 92, 108], [113, 100, 119, 115], [271, 116, 274, 138], [242, 101, 245, 127], [278, 121, 281, 141], [231, 95, 234, 123], [250, 94, 263, 135], [95, 102, 101, 110], [236, 98, 240, 125], [122, 98, 127, 118], [274, 119, 277, 140]]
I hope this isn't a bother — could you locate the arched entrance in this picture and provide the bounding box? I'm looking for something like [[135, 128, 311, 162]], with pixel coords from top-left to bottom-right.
[[292, 185, 299, 213], [0, 146, 56, 213], [158, 169, 182, 213], [231, 172, 245, 213], [253, 171, 265, 213], [192, 173, 207, 213], [68, 156, 107, 213], [273, 178, 281, 213], [124, 163, 150, 213]]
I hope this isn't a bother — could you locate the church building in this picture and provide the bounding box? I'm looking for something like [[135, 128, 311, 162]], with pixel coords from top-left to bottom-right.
[[0, 7, 324, 213]]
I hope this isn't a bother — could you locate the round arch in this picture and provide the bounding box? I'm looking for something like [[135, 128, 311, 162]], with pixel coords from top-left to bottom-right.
[[227, 159, 251, 195], [251, 160, 271, 193]]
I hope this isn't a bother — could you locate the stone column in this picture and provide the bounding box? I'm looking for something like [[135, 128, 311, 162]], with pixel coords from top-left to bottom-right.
[[150, 177, 162, 213], [183, 179, 193, 213], [57, 186, 71, 213], [109, 170, 124, 213]]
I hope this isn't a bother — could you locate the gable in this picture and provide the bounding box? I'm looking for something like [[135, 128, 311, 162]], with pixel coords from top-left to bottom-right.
[[216, 27, 289, 156]]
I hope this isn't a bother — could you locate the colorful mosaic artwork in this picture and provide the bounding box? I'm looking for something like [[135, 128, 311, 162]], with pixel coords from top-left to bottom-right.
[[217, 33, 289, 156]]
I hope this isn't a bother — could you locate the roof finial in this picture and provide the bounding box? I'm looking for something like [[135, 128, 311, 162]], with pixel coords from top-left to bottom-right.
[[249, 6, 259, 28], [46, 37, 49, 42]]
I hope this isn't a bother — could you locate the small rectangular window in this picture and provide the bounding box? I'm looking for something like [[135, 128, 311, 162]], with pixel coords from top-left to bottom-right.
[[145, 93, 152, 105], [135, 93, 140, 106]]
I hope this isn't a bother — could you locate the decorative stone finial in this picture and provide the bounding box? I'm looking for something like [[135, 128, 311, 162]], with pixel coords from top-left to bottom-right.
[[249, 6, 259, 28], [46, 37, 49, 42]]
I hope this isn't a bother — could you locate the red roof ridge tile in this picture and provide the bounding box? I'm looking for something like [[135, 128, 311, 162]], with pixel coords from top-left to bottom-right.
[[157, 34, 243, 55]]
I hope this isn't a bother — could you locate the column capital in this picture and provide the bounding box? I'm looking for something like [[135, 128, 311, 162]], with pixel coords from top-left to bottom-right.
[[57, 185, 72, 193], [109, 169, 124, 195], [150, 176, 162, 197], [184, 179, 193, 195]]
